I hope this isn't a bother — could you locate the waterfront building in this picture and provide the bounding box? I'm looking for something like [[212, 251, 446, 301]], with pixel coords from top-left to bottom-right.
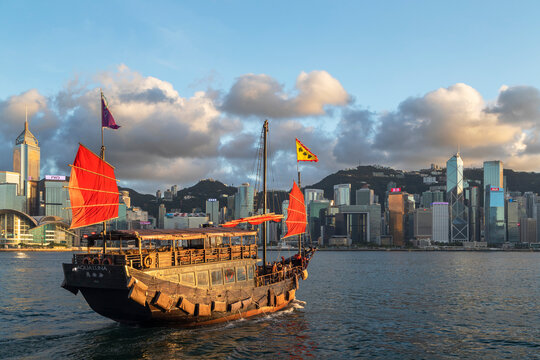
[[446, 153, 468, 243], [414, 208, 432, 240], [37, 176, 71, 221], [388, 190, 406, 246], [485, 187, 506, 246], [205, 198, 219, 225], [234, 183, 254, 220], [156, 189, 161, 199], [0, 209, 76, 247], [334, 184, 351, 206], [356, 186, 374, 206], [483, 161, 503, 204], [520, 218, 537, 243], [309, 200, 331, 242], [336, 204, 381, 244], [0, 173, 26, 212], [506, 199, 520, 243], [432, 202, 449, 243], [281, 200, 289, 237], [466, 186, 481, 242]]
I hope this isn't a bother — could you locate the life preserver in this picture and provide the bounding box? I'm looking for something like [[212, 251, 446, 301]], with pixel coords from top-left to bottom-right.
[[143, 256, 153, 268], [301, 269, 308, 281], [82, 257, 92, 264], [102, 256, 113, 265], [224, 270, 234, 282]]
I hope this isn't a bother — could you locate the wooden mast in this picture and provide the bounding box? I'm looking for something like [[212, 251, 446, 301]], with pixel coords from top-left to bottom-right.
[[100, 90, 107, 254], [262, 120, 268, 268]]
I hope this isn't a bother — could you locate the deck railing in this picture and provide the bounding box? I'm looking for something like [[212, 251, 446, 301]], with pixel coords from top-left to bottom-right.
[[255, 265, 302, 287], [74, 244, 258, 269]]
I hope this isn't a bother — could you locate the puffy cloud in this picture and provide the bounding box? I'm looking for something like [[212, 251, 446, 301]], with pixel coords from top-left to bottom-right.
[[221, 70, 349, 118], [336, 83, 526, 169]]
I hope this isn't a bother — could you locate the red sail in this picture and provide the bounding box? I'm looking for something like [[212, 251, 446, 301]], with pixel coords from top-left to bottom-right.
[[284, 181, 307, 238], [68, 144, 120, 229]]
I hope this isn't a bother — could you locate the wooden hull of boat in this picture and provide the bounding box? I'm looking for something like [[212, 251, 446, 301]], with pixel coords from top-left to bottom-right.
[[62, 261, 300, 326]]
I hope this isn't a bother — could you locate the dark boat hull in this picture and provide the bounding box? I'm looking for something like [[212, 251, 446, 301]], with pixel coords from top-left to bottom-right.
[[62, 261, 300, 326]]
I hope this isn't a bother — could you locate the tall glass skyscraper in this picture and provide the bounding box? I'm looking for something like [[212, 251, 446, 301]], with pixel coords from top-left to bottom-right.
[[485, 187, 506, 245], [446, 153, 468, 242], [234, 183, 254, 220], [483, 161, 503, 201], [13, 118, 40, 197]]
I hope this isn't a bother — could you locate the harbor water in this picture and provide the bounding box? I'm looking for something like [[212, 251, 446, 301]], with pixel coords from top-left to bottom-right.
[[0, 251, 538, 359]]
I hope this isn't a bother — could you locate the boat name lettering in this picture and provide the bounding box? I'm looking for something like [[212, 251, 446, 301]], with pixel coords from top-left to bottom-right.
[[78, 265, 108, 271]]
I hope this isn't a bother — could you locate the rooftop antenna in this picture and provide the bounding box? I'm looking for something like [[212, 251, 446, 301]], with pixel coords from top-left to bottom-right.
[[25, 105, 28, 130]]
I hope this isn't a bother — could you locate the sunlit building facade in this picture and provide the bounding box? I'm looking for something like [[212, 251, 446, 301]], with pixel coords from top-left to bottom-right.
[[446, 153, 468, 242], [334, 184, 351, 206]]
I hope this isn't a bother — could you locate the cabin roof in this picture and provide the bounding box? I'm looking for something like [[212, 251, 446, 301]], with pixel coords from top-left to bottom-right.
[[117, 227, 257, 240]]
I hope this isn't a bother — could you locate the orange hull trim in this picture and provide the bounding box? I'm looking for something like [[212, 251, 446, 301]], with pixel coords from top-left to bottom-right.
[[183, 300, 294, 327]]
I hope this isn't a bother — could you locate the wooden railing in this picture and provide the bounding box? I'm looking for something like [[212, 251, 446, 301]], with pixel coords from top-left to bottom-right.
[[74, 244, 258, 269], [255, 265, 302, 287]]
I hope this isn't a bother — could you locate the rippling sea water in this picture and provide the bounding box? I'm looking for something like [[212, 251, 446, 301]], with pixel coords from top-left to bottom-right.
[[0, 250, 539, 359]]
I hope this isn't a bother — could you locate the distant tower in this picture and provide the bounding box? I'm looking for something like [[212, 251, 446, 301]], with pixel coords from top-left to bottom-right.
[[333, 184, 351, 206], [446, 153, 468, 242], [13, 108, 40, 197]]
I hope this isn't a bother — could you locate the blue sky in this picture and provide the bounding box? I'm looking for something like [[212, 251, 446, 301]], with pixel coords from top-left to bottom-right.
[[1, 1, 540, 193]]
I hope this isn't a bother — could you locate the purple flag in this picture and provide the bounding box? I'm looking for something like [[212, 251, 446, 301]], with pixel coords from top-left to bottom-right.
[[101, 94, 120, 129]]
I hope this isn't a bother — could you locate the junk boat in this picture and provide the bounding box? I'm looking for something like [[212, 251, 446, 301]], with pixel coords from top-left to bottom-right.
[[61, 114, 316, 326]]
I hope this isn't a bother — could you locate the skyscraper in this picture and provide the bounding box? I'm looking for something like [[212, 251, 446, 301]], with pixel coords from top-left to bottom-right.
[[13, 117, 40, 197], [446, 153, 468, 242], [334, 184, 351, 206], [234, 183, 254, 220], [356, 186, 375, 206], [483, 160, 503, 202], [388, 190, 406, 246], [485, 187, 506, 245], [206, 198, 219, 225]]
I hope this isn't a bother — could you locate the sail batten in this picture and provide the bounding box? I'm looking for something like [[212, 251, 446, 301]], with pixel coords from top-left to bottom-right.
[[283, 181, 307, 238], [68, 144, 120, 229]]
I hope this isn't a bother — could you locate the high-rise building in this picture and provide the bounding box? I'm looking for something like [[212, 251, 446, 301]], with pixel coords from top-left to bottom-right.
[[171, 185, 178, 196], [506, 198, 520, 243], [414, 208, 432, 240], [483, 161, 503, 204], [356, 186, 374, 206], [281, 200, 289, 237], [205, 198, 219, 225], [156, 190, 161, 199], [388, 190, 406, 246], [37, 176, 71, 220], [334, 184, 351, 206], [13, 117, 40, 197], [158, 204, 166, 229], [523, 192, 537, 218], [447, 153, 468, 242], [466, 186, 481, 242], [485, 187, 506, 245], [304, 189, 325, 206], [432, 202, 449, 243], [520, 218, 537, 243], [234, 183, 254, 220]]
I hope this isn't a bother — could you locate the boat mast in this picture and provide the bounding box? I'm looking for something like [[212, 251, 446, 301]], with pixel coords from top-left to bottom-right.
[[297, 170, 302, 255], [100, 91, 107, 254], [262, 120, 268, 268]]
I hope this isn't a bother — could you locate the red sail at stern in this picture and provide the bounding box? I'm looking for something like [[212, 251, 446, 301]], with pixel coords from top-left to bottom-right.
[[284, 181, 307, 238], [68, 144, 120, 229]]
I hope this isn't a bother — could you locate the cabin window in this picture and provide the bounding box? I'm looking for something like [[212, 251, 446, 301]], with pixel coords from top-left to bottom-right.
[[197, 271, 209, 287], [247, 265, 254, 280], [180, 272, 195, 285], [236, 266, 246, 282], [224, 268, 235, 284], [211, 269, 223, 286]]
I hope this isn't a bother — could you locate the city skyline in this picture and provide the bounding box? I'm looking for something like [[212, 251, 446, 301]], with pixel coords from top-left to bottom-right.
[[2, 2, 540, 193]]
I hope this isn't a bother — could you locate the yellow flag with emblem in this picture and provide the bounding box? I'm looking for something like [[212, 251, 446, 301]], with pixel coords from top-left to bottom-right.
[[296, 138, 318, 162]]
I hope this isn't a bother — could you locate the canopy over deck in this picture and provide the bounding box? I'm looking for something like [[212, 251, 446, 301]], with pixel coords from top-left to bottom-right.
[[90, 227, 258, 241]]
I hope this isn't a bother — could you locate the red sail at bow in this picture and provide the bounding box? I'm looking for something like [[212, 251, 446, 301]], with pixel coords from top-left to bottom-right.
[[284, 181, 307, 238], [68, 144, 120, 229]]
